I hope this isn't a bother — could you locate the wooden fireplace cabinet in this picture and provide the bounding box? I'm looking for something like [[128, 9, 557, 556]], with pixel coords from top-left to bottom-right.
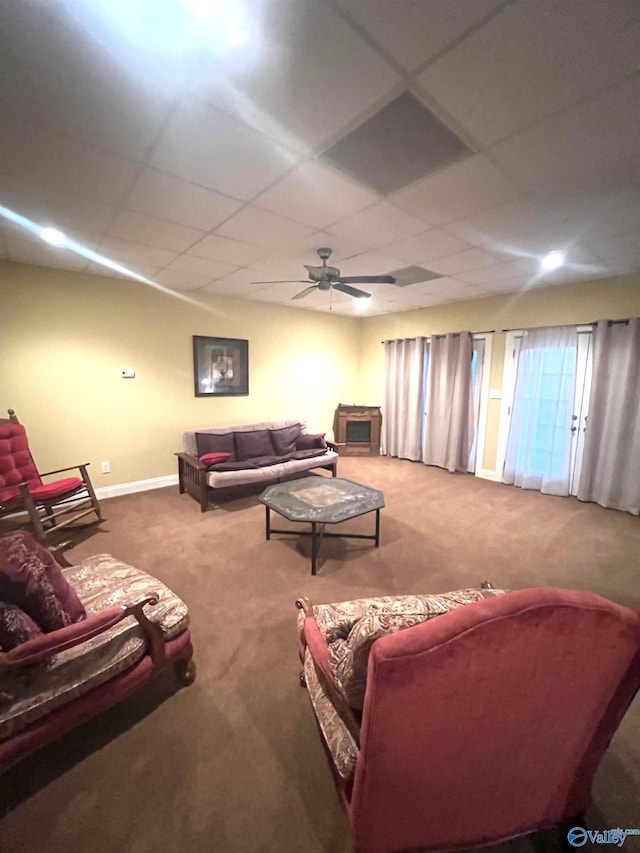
[[335, 405, 382, 456]]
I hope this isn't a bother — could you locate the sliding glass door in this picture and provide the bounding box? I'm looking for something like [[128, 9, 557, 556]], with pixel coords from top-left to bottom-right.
[[499, 327, 593, 496]]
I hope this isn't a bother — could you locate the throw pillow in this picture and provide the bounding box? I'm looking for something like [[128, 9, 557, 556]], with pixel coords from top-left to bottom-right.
[[0, 531, 86, 631], [0, 600, 43, 651], [295, 433, 327, 450], [195, 432, 236, 461], [270, 424, 302, 456], [199, 451, 232, 466], [234, 429, 274, 461]]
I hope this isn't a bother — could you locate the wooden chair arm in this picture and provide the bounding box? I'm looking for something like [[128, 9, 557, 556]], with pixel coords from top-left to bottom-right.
[[175, 452, 206, 471], [38, 463, 91, 478], [48, 540, 75, 567], [296, 598, 361, 747], [0, 595, 166, 672]]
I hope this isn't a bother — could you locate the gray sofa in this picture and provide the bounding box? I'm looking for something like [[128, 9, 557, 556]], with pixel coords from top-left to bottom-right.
[[177, 419, 339, 511]]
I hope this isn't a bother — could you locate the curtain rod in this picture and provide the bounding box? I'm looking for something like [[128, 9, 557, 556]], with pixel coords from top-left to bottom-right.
[[381, 329, 495, 343], [501, 318, 632, 332]]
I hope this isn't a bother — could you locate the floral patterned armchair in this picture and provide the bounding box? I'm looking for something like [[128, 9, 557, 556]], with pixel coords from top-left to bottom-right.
[[0, 531, 194, 770], [296, 586, 640, 853]]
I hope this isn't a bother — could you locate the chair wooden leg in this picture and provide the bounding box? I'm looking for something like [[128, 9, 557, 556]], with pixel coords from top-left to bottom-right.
[[174, 642, 196, 685]]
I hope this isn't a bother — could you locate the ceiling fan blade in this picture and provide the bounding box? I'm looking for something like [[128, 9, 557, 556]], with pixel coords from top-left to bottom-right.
[[251, 279, 310, 284], [332, 282, 371, 299], [292, 284, 320, 300], [338, 275, 396, 284]]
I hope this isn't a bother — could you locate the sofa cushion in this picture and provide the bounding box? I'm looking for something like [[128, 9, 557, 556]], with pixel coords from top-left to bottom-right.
[[291, 448, 328, 460], [251, 455, 292, 467], [209, 460, 259, 472], [271, 424, 302, 456], [195, 432, 236, 461], [234, 429, 273, 460], [0, 601, 43, 651], [296, 433, 326, 450], [199, 451, 232, 466], [0, 531, 87, 631]]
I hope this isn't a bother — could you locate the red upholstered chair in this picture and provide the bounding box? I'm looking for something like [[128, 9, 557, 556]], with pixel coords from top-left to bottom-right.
[[296, 587, 640, 853], [0, 409, 103, 543]]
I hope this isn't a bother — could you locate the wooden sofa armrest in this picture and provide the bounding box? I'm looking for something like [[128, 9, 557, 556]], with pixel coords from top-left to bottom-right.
[[175, 451, 206, 470], [0, 594, 168, 672], [296, 597, 361, 747], [176, 452, 208, 511]]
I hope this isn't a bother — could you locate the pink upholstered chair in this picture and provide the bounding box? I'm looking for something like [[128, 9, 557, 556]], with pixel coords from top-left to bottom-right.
[[296, 587, 640, 853], [0, 409, 103, 543]]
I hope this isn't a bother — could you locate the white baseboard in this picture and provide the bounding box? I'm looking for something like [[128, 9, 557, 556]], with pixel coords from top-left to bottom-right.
[[95, 474, 178, 500], [475, 468, 503, 482]]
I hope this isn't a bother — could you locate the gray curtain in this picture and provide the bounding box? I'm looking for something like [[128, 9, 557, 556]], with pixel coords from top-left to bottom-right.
[[381, 337, 428, 461], [577, 318, 640, 516], [423, 332, 474, 473]]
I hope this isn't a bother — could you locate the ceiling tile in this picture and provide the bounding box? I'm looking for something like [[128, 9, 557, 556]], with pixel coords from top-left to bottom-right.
[[386, 227, 472, 263], [253, 161, 379, 229], [201, 277, 258, 298], [151, 96, 300, 201], [327, 201, 428, 247], [446, 199, 564, 248], [391, 154, 521, 225], [153, 270, 213, 292], [5, 232, 88, 271], [602, 254, 640, 276], [412, 276, 488, 301], [417, 0, 640, 145], [492, 77, 640, 196], [0, 183, 116, 236], [109, 210, 204, 253], [0, 2, 174, 161], [0, 115, 139, 207], [334, 0, 505, 73], [215, 206, 316, 250], [428, 248, 500, 275], [335, 250, 407, 276], [590, 231, 640, 261], [125, 169, 243, 232], [98, 236, 178, 269], [163, 254, 237, 280], [85, 262, 161, 281], [192, 0, 401, 151], [188, 234, 267, 266]]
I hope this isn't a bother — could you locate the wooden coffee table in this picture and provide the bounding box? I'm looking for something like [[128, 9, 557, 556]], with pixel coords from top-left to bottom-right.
[[259, 476, 385, 575]]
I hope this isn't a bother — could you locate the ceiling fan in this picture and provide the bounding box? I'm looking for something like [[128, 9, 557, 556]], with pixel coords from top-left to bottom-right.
[[252, 247, 396, 299]]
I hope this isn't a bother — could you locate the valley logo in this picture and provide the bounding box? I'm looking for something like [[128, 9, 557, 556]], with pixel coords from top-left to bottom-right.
[[567, 827, 640, 847]]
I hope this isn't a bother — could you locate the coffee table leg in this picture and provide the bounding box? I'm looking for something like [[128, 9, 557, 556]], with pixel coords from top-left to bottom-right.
[[265, 506, 271, 541], [311, 522, 317, 575], [375, 508, 380, 546]]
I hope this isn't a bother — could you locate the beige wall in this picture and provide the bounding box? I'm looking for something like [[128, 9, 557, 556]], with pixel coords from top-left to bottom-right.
[[3, 261, 640, 489], [359, 273, 640, 473], [1, 261, 360, 487]]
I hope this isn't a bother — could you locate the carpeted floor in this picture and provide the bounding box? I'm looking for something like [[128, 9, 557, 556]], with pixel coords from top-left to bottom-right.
[[1, 456, 639, 853]]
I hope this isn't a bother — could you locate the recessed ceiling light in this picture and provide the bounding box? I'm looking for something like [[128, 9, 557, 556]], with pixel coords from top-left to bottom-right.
[[40, 227, 67, 247], [540, 250, 564, 271]]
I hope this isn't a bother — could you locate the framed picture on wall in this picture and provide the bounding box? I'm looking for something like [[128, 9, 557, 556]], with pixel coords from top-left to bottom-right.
[[193, 336, 249, 397]]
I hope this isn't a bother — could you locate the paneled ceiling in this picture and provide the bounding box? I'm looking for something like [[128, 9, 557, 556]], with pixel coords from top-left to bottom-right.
[[1, 0, 639, 317]]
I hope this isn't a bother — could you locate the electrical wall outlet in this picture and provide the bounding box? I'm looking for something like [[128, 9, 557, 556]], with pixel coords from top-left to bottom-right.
[[101, 461, 110, 474], [121, 368, 135, 378]]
